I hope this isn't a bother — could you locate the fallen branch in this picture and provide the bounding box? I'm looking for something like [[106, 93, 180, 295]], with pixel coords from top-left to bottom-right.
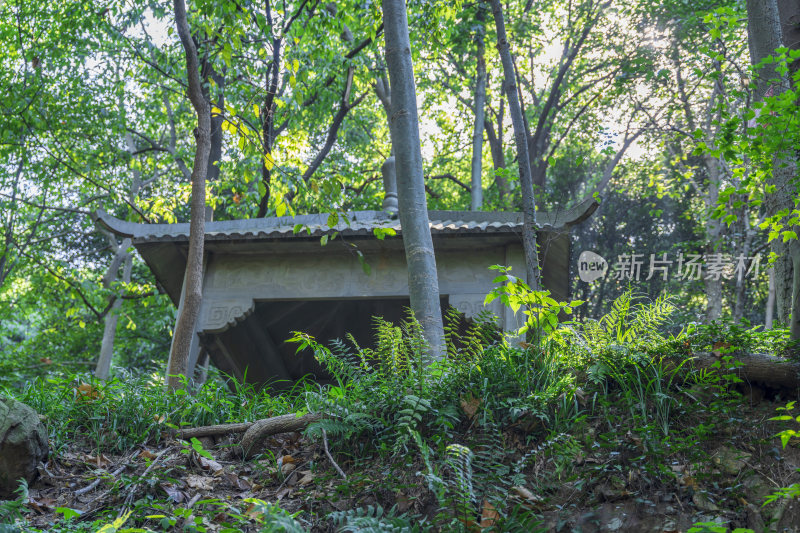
[[241, 413, 324, 459], [176, 422, 254, 439], [74, 465, 126, 496], [688, 352, 800, 389], [323, 428, 346, 480], [119, 447, 171, 515]]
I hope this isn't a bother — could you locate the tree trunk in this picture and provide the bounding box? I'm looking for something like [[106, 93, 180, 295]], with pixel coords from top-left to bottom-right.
[[166, 0, 211, 390], [703, 155, 723, 322], [257, 0, 282, 218], [791, 246, 800, 340], [381, 0, 445, 360], [95, 238, 132, 380], [95, 122, 141, 380], [687, 352, 800, 389], [766, 268, 776, 329], [206, 67, 225, 185], [470, 3, 487, 211], [489, 0, 542, 290], [746, 0, 800, 342], [777, 0, 800, 80], [733, 214, 755, 323], [484, 109, 511, 208]]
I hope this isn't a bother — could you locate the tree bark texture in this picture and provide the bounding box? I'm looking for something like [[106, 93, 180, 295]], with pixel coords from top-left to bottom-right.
[[206, 66, 225, 185], [470, 3, 487, 211], [484, 109, 511, 208], [166, 0, 211, 390], [241, 413, 323, 458], [746, 0, 800, 340], [703, 155, 723, 322], [688, 352, 800, 390], [489, 0, 542, 290], [257, 0, 282, 218], [777, 0, 800, 80], [95, 125, 141, 380], [95, 238, 132, 380], [733, 213, 755, 323], [381, 0, 445, 360]]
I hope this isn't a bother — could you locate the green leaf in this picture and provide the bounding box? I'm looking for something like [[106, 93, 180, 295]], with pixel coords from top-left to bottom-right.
[[373, 227, 396, 240], [263, 152, 275, 170], [357, 251, 371, 275], [190, 437, 214, 460], [56, 507, 82, 520]]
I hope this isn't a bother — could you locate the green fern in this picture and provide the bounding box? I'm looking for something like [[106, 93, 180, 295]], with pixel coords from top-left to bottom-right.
[[0, 479, 27, 529], [330, 505, 426, 532], [554, 289, 675, 365]]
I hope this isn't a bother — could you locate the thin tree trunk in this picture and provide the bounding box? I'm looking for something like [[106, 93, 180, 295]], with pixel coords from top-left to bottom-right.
[[257, 0, 282, 217], [470, 3, 487, 211], [746, 0, 800, 341], [791, 246, 800, 340], [489, 0, 541, 290], [733, 215, 755, 322], [777, 0, 800, 80], [95, 246, 132, 380], [766, 267, 776, 329], [206, 67, 225, 185], [484, 111, 511, 208], [703, 155, 723, 322], [166, 0, 212, 390], [381, 0, 445, 360]]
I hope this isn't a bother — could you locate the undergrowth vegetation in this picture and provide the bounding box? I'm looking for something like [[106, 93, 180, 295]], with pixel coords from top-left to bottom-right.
[[1, 290, 798, 532]]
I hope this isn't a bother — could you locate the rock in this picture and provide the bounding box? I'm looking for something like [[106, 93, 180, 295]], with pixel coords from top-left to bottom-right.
[[713, 446, 751, 476], [746, 503, 765, 533], [692, 491, 719, 512], [743, 472, 772, 502], [0, 398, 48, 498], [775, 499, 800, 532]]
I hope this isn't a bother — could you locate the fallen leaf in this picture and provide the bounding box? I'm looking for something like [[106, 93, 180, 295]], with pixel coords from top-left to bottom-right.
[[222, 471, 251, 490], [244, 503, 263, 519], [186, 475, 216, 491], [298, 471, 315, 486], [75, 383, 102, 401], [712, 341, 732, 357], [85, 453, 111, 468], [480, 499, 499, 529], [160, 482, 186, 503], [198, 455, 223, 473], [680, 474, 698, 490], [139, 449, 157, 460], [395, 492, 410, 512], [460, 393, 482, 419], [512, 486, 543, 505]]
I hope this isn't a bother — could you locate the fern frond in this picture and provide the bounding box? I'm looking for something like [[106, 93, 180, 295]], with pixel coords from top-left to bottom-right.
[[330, 505, 424, 533]]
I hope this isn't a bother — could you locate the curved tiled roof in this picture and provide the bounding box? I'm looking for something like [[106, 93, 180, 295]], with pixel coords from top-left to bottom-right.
[[93, 198, 597, 243]]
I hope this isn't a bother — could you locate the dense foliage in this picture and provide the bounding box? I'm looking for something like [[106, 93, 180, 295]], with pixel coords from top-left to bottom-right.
[[1, 0, 800, 530]]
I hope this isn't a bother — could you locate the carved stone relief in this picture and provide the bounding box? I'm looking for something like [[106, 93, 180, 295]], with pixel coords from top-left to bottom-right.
[[202, 299, 255, 333]]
